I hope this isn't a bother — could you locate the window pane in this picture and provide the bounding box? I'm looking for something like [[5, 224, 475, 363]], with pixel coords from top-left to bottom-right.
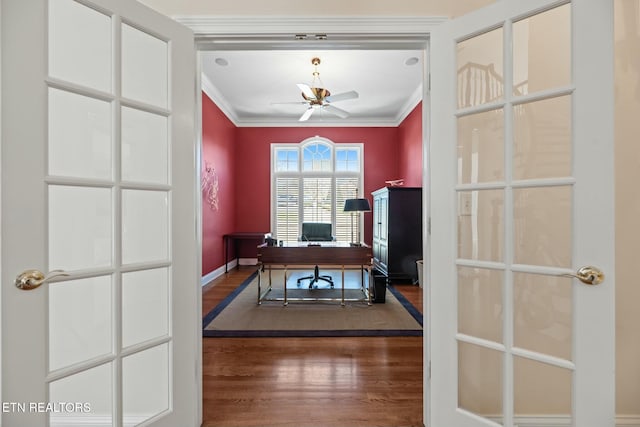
[[275, 148, 298, 172], [336, 148, 360, 172], [457, 108, 504, 184], [513, 4, 571, 96], [457, 27, 504, 108], [303, 143, 331, 171]]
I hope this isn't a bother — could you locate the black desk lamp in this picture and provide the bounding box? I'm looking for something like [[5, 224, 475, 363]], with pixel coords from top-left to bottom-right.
[[343, 198, 371, 246]]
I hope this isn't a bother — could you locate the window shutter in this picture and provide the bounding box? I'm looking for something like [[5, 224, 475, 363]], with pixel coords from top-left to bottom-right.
[[335, 177, 359, 243], [302, 177, 332, 224], [275, 177, 299, 242]]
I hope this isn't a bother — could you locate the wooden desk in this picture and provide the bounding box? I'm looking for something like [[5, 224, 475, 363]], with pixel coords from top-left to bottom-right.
[[223, 232, 267, 273], [256, 242, 373, 306]]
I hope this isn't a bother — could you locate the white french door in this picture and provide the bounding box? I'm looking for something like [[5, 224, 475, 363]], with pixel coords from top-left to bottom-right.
[[429, 1, 614, 426], [1, 0, 198, 426]]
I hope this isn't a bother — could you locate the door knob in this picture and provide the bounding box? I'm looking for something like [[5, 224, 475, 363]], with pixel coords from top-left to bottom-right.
[[561, 266, 604, 286], [15, 269, 70, 290]]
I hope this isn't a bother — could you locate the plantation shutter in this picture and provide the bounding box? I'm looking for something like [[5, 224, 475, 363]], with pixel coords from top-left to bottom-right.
[[275, 177, 300, 242], [335, 177, 359, 243], [302, 177, 332, 224]]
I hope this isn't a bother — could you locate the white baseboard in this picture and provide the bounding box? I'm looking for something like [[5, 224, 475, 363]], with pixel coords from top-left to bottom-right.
[[617, 416, 640, 427], [485, 415, 640, 427], [50, 415, 148, 426], [201, 258, 256, 287], [201, 259, 238, 287]]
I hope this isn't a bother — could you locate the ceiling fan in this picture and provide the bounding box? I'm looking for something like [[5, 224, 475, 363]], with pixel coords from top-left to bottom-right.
[[272, 57, 359, 121]]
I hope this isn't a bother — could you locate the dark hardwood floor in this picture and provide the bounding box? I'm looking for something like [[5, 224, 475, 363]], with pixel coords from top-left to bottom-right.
[[202, 266, 424, 427]]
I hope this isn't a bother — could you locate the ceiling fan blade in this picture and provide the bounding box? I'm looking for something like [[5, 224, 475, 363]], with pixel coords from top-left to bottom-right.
[[296, 83, 316, 100], [270, 101, 308, 105], [324, 90, 359, 103], [299, 107, 315, 121], [323, 104, 350, 119]]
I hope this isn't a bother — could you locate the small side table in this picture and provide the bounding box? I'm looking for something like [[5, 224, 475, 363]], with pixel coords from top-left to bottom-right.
[[223, 232, 268, 273]]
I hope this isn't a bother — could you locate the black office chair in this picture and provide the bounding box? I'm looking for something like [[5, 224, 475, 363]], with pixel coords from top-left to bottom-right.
[[297, 222, 335, 289]]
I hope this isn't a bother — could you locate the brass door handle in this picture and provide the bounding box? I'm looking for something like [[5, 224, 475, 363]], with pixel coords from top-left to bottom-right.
[[561, 266, 604, 286], [15, 269, 70, 290]]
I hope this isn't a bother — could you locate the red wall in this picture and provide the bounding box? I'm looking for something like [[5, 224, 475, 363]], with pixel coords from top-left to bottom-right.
[[398, 102, 423, 187], [201, 93, 236, 275], [201, 94, 423, 276], [234, 127, 400, 250]]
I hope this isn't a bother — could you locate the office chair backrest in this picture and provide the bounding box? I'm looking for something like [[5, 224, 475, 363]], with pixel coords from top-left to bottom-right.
[[300, 222, 334, 241]]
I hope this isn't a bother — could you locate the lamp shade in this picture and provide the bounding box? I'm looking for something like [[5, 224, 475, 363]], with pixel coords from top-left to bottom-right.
[[343, 198, 371, 212]]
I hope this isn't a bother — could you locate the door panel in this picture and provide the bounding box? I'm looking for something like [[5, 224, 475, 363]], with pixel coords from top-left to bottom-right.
[[430, 1, 614, 426], [1, 0, 197, 426]]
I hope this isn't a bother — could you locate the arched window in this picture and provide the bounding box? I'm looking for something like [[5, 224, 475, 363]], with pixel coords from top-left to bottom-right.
[[271, 137, 363, 243]]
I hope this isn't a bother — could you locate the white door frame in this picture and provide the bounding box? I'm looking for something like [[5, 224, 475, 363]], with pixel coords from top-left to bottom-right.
[[0, 9, 439, 425], [178, 15, 442, 424]]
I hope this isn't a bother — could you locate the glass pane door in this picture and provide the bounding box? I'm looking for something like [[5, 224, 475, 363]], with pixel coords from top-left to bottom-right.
[[1, 1, 197, 426], [429, 1, 615, 426]]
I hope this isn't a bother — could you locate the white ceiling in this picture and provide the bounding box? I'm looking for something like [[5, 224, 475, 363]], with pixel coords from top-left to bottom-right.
[[201, 49, 424, 127]]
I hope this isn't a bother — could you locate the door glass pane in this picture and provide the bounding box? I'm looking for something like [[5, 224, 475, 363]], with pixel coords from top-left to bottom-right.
[[513, 96, 571, 180], [49, 88, 112, 180], [458, 267, 503, 344], [458, 109, 504, 184], [457, 27, 504, 108], [514, 356, 572, 424], [121, 107, 169, 184], [48, 0, 112, 92], [458, 342, 503, 424], [122, 268, 169, 348], [458, 190, 504, 262], [513, 4, 571, 95], [49, 363, 112, 427], [122, 190, 169, 264], [122, 24, 168, 108], [513, 186, 571, 267], [514, 273, 572, 360], [49, 186, 113, 270], [123, 344, 169, 426], [49, 276, 112, 371]]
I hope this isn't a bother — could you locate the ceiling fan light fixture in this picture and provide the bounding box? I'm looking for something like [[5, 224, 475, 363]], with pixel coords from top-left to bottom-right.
[[273, 56, 359, 122], [302, 87, 330, 103]]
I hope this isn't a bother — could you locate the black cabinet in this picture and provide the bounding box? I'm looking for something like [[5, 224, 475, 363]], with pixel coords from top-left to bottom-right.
[[372, 187, 422, 283]]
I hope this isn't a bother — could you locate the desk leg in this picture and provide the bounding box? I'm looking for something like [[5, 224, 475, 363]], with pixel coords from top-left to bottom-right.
[[367, 266, 372, 306], [283, 266, 288, 306], [341, 266, 345, 306], [257, 265, 261, 305]]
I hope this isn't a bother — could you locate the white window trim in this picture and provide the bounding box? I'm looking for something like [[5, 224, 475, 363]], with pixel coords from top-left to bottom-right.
[[270, 137, 364, 242]]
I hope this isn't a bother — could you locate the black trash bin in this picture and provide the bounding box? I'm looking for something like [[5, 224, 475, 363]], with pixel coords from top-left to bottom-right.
[[371, 270, 387, 303]]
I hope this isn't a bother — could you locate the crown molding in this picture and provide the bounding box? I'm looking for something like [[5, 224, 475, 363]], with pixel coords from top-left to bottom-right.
[[201, 72, 240, 125], [394, 85, 423, 125], [175, 16, 447, 37]]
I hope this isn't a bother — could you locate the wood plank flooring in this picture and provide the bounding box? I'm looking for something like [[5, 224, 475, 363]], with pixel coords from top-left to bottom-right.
[[202, 266, 424, 427]]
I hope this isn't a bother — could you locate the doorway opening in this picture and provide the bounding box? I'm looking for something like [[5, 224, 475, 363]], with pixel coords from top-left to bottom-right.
[[186, 16, 441, 424]]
